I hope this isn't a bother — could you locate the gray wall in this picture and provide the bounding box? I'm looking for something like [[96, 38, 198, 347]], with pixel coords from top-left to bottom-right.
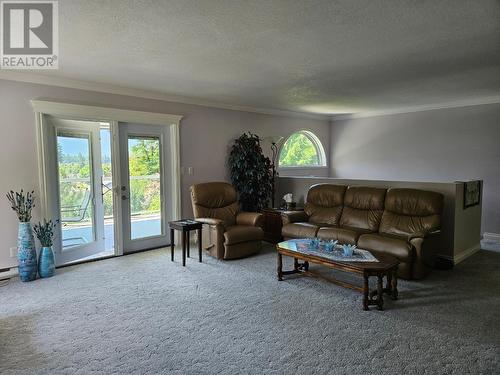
[[0, 79, 330, 268], [330, 104, 500, 235]]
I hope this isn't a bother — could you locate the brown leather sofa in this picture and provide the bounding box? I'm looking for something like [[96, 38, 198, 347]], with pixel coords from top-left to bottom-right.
[[282, 184, 443, 279], [190, 182, 264, 260]]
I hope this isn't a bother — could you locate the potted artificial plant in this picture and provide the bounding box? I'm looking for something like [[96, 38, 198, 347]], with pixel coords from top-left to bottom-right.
[[34, 219, 57, 278], [228, 132, 273, 211], [6, 190, 37, 282]]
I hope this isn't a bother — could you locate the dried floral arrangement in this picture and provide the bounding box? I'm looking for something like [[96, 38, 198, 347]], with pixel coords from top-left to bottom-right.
[[6, 190, 35, 222], [33, 219, 57, 247]]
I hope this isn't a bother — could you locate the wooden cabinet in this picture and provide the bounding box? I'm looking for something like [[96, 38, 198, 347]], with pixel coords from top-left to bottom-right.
[[261, 208, 304, 244]]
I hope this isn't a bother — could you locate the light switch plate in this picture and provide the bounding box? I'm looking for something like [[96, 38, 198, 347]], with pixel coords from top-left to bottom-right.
[[9, 247, 18, 258]]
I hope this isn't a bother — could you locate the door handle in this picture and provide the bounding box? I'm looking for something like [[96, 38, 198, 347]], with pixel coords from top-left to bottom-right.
[[122, 195, 129, 200]]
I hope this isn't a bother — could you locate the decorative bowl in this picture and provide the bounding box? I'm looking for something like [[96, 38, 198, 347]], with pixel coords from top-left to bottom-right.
[[342, 244, 357, 257]]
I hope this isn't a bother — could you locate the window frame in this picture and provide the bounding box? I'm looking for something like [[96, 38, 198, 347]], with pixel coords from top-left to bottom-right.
[[277, 130, 327, 169]]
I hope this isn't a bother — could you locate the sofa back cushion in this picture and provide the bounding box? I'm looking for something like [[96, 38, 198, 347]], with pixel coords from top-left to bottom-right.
[[340, 186, 387, 231], [379, 188, 443, 237], [190, 182, 239, 226], [305, 184, 347, 225]]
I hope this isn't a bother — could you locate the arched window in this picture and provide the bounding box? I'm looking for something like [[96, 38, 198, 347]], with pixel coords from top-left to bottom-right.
[[278, 130, 326, 167]]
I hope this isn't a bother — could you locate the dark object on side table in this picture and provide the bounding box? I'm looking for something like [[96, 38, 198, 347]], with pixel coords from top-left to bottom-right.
[[168, 219, 203, 266]]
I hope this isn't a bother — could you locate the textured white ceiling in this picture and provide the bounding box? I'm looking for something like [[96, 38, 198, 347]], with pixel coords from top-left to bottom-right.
[[13, 0, 500, 115]]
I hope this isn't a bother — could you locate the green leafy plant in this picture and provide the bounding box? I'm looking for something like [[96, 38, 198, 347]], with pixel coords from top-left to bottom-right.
[[279, 132, 320, 166], [6, 189, 35, 222], [33, 219, 57, 247], [228, 133, 273, 211]]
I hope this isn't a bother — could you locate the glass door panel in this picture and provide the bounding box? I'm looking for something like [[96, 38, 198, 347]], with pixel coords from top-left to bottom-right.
[[119, 123, 171, 253], [43, 116, 109, 266], [57, 132, 96, 248], [128, 137, 163, 240]]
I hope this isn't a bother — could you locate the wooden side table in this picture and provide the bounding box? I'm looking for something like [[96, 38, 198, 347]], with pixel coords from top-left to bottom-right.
[[168, 220, 203, 266], [261, 207, 304, 244]]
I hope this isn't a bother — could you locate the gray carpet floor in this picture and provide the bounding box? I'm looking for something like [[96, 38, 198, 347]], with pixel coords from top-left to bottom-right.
[[1, 244, 499, 375]]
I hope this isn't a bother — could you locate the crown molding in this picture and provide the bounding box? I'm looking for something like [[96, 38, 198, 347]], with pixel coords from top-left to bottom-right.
[[31, 100, 183, 125], [330, 96, 500, 121], [0, 71, 329, 121]]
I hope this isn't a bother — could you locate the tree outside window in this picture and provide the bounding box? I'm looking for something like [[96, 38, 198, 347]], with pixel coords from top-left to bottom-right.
[[278, 131, 326, 167]]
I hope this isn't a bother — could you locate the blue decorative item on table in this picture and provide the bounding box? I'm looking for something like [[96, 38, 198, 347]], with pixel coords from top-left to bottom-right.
[[34, 219, 57, 278], [6, 190, 37, 282], [342, 244, 357, 257], [309, 238, 320, 249], [323, 240, 338, 252]]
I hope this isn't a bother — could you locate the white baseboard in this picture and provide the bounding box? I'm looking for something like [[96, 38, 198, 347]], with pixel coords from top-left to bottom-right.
[[454, 243, 481, 264], [483, 232, 500, 241], [481, 232, 500, 252]]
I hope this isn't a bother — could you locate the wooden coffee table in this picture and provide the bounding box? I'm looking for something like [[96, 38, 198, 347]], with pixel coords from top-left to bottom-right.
[[276, 240, 399, 311]]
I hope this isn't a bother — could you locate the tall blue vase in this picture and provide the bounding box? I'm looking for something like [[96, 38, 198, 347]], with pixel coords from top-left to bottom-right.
[[38, 246, 55, 278], [17, 222, 37, 282]]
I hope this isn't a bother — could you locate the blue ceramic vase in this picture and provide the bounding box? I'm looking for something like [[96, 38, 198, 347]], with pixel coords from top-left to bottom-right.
[[17, 222, 37, 282], [38, 246, 55, 278]]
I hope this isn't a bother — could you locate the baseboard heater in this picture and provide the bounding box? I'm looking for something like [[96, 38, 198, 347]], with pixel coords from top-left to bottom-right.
[[0, 267, 18, 281]]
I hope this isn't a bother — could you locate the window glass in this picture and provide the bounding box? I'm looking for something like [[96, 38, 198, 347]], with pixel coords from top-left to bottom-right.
[[278, 131, 325, 167]]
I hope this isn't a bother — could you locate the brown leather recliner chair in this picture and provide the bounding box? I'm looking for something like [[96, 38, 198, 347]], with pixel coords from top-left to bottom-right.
[[190, 182, 264, 260]]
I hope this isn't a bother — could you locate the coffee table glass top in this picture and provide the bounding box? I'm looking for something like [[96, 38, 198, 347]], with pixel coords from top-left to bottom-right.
[[278, 239, 379, 263]]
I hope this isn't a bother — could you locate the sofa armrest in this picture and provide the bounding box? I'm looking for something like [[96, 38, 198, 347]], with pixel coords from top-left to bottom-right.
[[196, 218, 225, 227], [409, 230, 442, 278], [236, 212, 264, 228], [281, 211, 309, 225], [408, 229, 441, 241]]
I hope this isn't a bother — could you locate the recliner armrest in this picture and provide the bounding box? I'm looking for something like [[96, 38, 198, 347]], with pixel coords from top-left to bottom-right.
[[236, 212, 264, 228], [281, 211, 309, 225], [196, 218, 225, 227]]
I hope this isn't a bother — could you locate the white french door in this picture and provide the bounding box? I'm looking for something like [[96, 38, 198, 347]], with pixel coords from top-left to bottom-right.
[[118, 122, 172, 253], [35, 101, 182, 266], [44, 116, 108, 265]]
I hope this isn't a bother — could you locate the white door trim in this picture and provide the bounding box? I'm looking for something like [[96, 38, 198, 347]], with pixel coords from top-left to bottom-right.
[[32, 100, 183, 257], [31, 100, 183, 125], [109, 121, 124, 256]]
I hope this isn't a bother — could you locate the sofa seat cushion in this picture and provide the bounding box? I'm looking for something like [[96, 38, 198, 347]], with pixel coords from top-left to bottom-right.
[[316, 227, 362, 245], [358, 233, 413, 262], [282, 222, 319, 239], [224, 225, 263, 245]]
